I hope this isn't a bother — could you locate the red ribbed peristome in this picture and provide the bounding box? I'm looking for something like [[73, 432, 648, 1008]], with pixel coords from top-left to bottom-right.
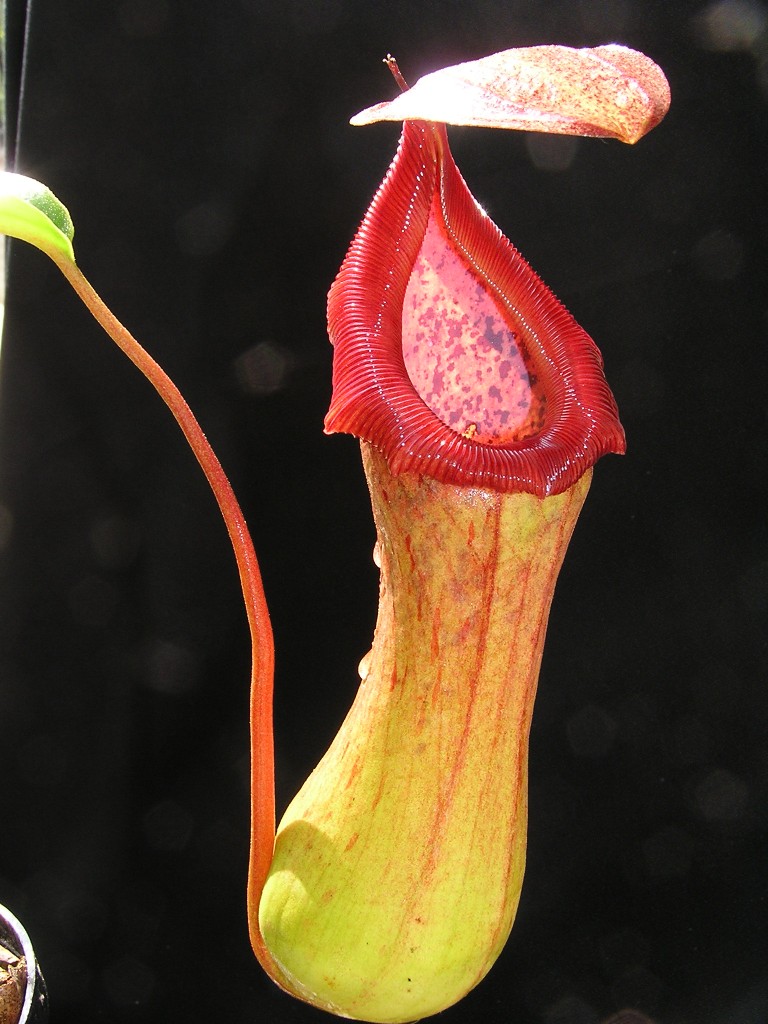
[[325, 120, 625, 497]]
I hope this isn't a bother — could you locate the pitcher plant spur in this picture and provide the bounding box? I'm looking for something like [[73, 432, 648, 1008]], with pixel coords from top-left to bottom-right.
[[252, 45, 670, 1022]]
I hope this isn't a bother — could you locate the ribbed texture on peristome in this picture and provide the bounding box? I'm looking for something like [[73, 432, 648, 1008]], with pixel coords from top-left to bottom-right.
[[325, 120, 625, 497]]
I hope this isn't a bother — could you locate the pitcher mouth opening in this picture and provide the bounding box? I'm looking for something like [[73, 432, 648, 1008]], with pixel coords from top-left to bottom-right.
[[402, 199, 551, 449], [325, 120, 625, 497]]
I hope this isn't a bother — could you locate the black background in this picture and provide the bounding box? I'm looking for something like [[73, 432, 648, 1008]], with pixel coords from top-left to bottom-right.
[[0, 1, 766, 1022]]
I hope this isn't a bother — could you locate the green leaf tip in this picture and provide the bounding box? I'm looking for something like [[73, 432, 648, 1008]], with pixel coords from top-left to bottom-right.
[[0, 171, 76, 263]]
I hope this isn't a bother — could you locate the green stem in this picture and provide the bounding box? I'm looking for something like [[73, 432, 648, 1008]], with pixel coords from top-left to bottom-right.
[[49, 251, 276, 919]]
